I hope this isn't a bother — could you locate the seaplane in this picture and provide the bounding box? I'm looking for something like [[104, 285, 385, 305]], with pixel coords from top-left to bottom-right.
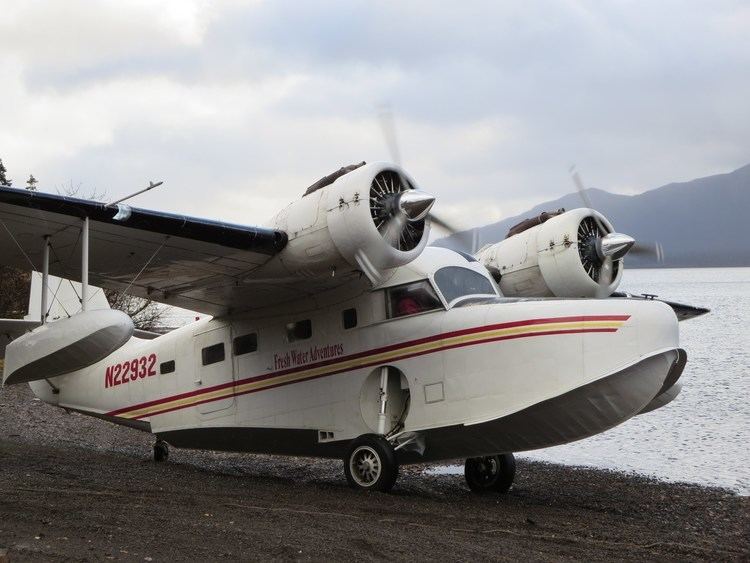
[[0, 162, 708, 493]]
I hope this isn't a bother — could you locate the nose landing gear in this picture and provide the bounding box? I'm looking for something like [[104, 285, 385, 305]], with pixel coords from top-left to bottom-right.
[[464, 453, 516, 494]]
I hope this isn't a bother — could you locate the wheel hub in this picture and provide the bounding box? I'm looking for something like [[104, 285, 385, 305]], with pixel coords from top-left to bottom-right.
[[474, 456, 498, 485], [351, 446, 381, 486]]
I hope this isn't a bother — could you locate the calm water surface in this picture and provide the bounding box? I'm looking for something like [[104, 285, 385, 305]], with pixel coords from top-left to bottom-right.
[[441, 267, 750, 494]]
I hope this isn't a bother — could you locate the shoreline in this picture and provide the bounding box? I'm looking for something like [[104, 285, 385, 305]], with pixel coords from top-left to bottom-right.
[[1, 385, 748, 561], [426, 459, 748, 498]]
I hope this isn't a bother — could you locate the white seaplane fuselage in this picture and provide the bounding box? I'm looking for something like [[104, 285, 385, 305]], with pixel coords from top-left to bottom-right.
[[26, 248, 683, 463]]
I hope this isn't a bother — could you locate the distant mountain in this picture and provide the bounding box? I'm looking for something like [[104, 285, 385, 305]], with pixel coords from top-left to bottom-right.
[[435, 163, 750, 268]]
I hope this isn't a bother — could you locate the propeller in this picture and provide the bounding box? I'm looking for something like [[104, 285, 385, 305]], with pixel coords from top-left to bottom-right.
[[570, 166, 663, 263], [377, 106, 477, 253], [576, 214, 622, 297], [570, 166, 672, 297], [369, 169, 434, 252], [356, 168, 436, 285], [569, 166, 643, 297]]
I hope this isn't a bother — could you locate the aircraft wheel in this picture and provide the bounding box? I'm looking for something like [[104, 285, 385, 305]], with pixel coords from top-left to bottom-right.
[[153, 440, 169, 462], [464, 453, 516, 494], [344, 434, 398, 492]]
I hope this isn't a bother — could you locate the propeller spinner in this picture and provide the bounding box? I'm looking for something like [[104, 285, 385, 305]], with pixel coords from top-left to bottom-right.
[[398, 190, 435, 221], [599, 232, 636, 261]]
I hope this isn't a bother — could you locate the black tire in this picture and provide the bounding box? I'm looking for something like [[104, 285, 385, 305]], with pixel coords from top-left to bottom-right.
[[464, 453, 516, 494], [154, 441, 169, 462], [344, 434, 398, 492]]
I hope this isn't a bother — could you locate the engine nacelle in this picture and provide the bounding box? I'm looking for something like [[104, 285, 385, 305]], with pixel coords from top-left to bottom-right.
[[476, 208, 623, 298], [262, 162, 429, 281]]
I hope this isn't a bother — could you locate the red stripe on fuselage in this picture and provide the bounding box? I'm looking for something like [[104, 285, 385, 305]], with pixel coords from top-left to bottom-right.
[[130, 327, 619, 419]]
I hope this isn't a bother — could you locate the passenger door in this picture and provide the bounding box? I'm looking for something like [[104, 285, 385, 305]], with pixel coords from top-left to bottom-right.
[[193, 323, 235, 416]]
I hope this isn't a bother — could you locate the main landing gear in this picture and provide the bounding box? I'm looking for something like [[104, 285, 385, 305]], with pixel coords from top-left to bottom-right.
[[153, 439, 169, 462], [464, 453, 516, 494], [342, 435, 516, 495], [344, 434, 399, 492]]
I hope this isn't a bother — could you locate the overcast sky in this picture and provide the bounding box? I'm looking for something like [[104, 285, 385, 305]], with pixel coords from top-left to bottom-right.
[[1, 0, 748, 230]]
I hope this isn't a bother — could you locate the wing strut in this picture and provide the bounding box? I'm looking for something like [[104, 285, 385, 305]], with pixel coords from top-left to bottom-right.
[[82, 217, 89, 311], [41, 236, 50, 323]]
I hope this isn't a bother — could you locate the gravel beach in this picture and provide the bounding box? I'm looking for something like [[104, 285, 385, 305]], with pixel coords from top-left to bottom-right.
[[0, 384, 747, 561]]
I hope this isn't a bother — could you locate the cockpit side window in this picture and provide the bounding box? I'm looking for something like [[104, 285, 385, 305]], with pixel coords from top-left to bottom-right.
[[385, 280, 442, 319], [433, 266, 497, 304]]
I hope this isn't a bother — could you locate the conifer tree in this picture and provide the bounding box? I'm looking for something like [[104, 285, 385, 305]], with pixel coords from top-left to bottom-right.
[[0, 158, 12, 187], [26, 174, 38, 191]]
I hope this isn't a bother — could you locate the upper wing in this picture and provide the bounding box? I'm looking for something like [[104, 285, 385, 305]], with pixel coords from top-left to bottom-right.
[[0, 186, 290, 316]]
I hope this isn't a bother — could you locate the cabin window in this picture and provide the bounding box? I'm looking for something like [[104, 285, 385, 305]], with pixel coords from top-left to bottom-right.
[[201, 343, 225, 366], [433, 266, 497, 304], [160, 360, 175, 374], [233, 333, 258, 356], [342, 308, 357, 329], [386, 280, 442, 319], [286, 319, 312, 342]]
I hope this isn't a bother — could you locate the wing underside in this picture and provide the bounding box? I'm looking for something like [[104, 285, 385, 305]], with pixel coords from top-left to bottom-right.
[[0, 187, 293, 316]]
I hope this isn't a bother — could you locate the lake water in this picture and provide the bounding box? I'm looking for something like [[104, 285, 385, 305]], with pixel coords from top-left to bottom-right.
[[435, 267, 750, 495]]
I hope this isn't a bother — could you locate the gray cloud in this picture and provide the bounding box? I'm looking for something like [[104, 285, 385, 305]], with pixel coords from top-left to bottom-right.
[[1, 0, 748, 229]]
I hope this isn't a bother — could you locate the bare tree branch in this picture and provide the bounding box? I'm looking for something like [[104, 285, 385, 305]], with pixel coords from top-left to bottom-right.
[[103, 289, 166, 331], [0, 266, 30, 318]]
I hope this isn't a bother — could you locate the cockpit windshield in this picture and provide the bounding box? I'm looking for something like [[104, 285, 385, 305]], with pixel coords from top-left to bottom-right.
[[385, 280, 443, 319], [433, 266, 497, 304]]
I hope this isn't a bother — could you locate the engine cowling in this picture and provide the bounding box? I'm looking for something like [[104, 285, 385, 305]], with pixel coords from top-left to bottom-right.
[[262, 162, 430, 281], [476, 208, 624, 298]]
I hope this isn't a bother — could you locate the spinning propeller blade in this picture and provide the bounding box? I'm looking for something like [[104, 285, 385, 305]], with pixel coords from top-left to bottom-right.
[[570, 166, 641, 296], [570, 166, 593, 209], [570, 165, 664, 268], [597, 255, 616, 298], [628, 241, 664, 260], [382, 212, 407, 249], [430, 214, 477, 254], [378, 106, 402, 167], [378, 106, 478, 254]]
